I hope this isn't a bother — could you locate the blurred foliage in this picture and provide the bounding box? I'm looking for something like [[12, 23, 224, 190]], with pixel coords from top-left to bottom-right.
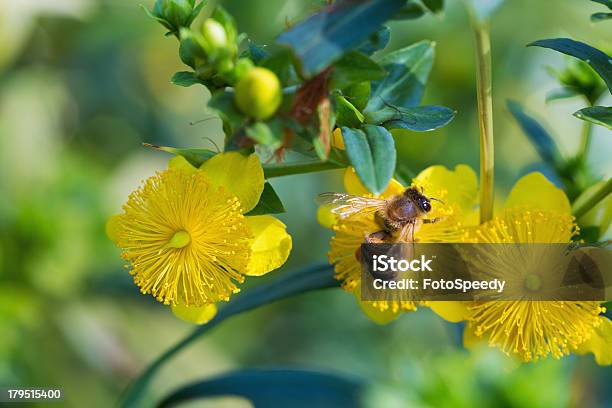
[[0, 0, 610, 407]]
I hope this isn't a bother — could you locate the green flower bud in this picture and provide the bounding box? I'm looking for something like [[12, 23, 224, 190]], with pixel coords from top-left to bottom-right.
[[201, 19, 228, 50], [234, 67, 282, 120], [148, 0, 204, 35]]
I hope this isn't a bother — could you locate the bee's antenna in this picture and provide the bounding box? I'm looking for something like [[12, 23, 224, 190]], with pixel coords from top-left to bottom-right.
[[420, 186, 424, 193], [429, 197, 445, 204]]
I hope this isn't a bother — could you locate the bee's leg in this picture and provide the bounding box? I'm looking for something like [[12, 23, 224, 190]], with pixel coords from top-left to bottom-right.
[[365, 230, 390, 244], [422, 217, 442, 224]]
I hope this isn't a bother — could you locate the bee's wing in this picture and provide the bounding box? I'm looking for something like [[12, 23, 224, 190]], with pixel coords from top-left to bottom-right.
[[316, 192, 387, 218]]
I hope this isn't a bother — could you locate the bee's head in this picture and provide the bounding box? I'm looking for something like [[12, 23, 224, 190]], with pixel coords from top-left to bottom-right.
[[404, 187, 432, 213]]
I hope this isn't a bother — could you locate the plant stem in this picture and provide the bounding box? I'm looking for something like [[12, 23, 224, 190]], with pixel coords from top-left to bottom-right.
[[263, 157, 347, 178], [572, 178, 612, 219], [578, 119, 592, 163], [472, 21, 495, 224]]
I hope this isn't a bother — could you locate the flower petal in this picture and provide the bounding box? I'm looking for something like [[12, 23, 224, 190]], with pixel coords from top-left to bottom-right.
[[168, 155, 197, 174], [414, 164, 479, 222], [245, 215, 292, 276], [317, 204, 338, 229], [427, 301, 470, 323], [575, 317, 612, 365], [105, 214, 122, 245], [463, 324, 482, 349], [343, 167, 404, 198], [353, 287, 400, 325], [504, 172, 570, 215], [172, 303, 217, 325], [332, 128, 345, 150], [200, 152, 265, 213]]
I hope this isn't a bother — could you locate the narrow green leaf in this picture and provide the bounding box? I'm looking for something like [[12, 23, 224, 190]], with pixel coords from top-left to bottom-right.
[[121, 264, 338, 408], [591, 12, 612, 22], [574, 106, 612, 130], [245, 182, 285, 215], [507, 101, 561, 167], [335, 94, 365, 128], [365, 41, 435, 112], [170, 71, 203, 87], [545, 87, 581, 102], [422, 0, 444, 13], [357, 26, 391, 55], [143, 143, 217, 167], [276, 0, 406, 77], [331, 51, 386, 90], [528, 38, 612, 92], [158, 369, 364, 408], [341, 125, 396, 194], [364, 105, 456, 131]]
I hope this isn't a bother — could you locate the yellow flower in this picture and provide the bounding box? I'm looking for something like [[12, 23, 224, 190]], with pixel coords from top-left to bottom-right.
[[107, 152, 292, 324], [431, 172, 611, 364], [324, 165, 479, 323]]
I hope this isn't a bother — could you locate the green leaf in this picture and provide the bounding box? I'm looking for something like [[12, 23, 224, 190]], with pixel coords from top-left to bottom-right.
[[365, 40, 435, 112], [245, 182, 285, 215], [260, 48, 299, 85], [170, 71, 204, 87], [529, 39, 612, 92], [591, 12, 612, 22], [207, 89, 244, 137], [276, 0, 407, 77], [507, 101, 561, 167], [364, 105, 456, 131], [331, 52, 386, 90], [545, 87, 581, 102], [335, 94, 365, 128], [422, 0, 444, 13], [592, 0, 612, 10], [343, 81, 371, 112], [158, 368, 364, 408], [574, 106, 612, 130], [341, 125, 396, 194], [247, 40, 269, 63], [121, 264, 338, 408], [245, 122, 282, 149], [357, 25, 391, 55], [392, 2, 426, 20], [143, 144, 217, 167], [179, 28, 206, 69]]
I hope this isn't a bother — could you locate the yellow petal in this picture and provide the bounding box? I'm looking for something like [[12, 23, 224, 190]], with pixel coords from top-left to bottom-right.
[[332, 128, 345, 150], [168, 155, 197, 174], [463, 324, 482, 349], [200, 152, 265, 213], [414, 164, 479, 223], [343, 167, 404, 198], [105, 214, 122, 245], [353, 287, 400, 325], [172, 302, 217, 325], [575, 317, 612, 365], [504, 172, 570, 215], [427, 301, 470, 323], [317, 204, 338, 229], [245, 215, 292, 276]]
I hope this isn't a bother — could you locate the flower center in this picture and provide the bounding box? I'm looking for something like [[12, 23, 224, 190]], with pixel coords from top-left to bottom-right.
[[165, 230, 191, 249], [524, 273, 542, 292]]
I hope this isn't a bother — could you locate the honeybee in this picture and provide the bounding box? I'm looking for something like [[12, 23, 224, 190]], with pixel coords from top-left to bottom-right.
[[317, 187, 443, 244]]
